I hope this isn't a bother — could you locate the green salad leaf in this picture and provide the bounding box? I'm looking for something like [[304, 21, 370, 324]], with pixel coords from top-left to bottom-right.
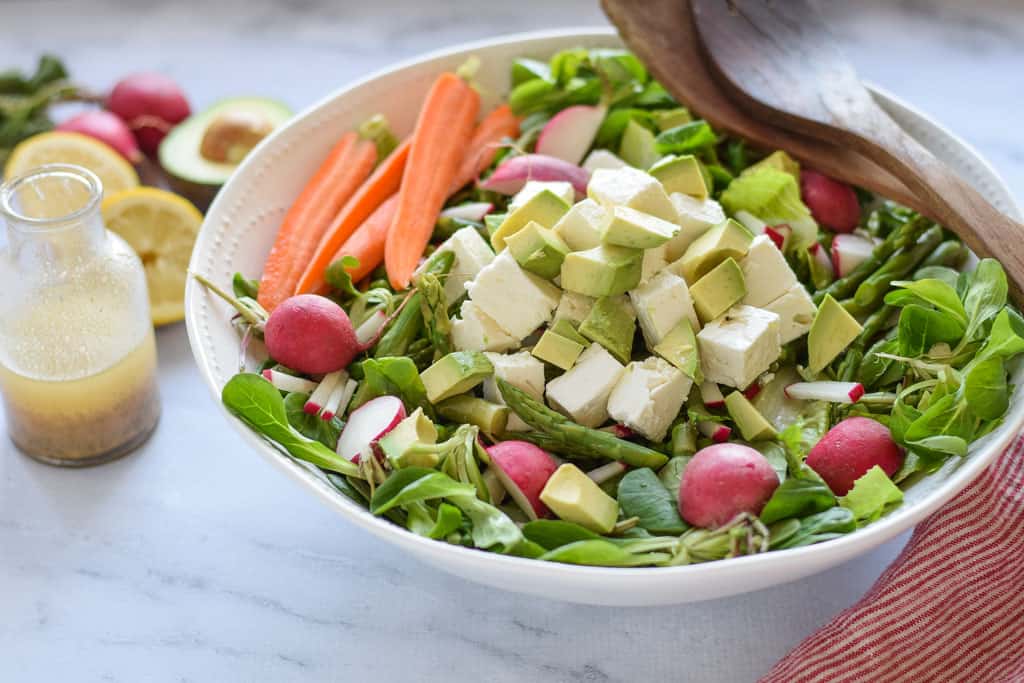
[[838, 466, 903, 523], [617, 468, 688, 535], [283, 392, 343, 449]]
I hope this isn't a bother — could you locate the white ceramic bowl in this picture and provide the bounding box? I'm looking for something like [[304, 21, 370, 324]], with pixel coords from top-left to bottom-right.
[[186, 29, 1022, 606]]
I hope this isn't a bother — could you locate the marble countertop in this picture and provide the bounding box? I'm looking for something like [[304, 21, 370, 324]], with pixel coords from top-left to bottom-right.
[[1, 1, 1022, 681]]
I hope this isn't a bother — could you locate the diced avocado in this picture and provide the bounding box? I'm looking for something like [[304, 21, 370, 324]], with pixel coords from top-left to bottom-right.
[[743, 150, 800, 181], [561, 244, 643, 297], [531, 329, 585, 370], [483, 213, 506, 241], [601, 205, 679, 249], [649, 154, 708, 199], [539, 463, 620, 534], [551, 317, 589, 346], [436, 395, 509, 436], [578, 295, 636, 364], [618, 118, 661, 170], [679, 218, 753, 283], [689, 257, 746, 322], [504, 220, 570, 279], [724, 391, 776, 441], [808, 294, 863, 373], [653, 318, 701, 380], [652, 107, 692, 132], [490, 189, 570, 251], [420, 351, 493, 403], [378, 408, 439, 468]]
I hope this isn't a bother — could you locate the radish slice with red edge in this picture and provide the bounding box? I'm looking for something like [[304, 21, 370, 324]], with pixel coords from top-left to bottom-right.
[[304, 370, 345, 415], [586, 461, 628, 485], [535, 104, 606, 166], [698, 420, 732, 443], [699, 381, 725, 408], [261, 369, 318, 394], [321, 377, 357, 421], [479, 153, 589, 199], [336, 395, 406, 461], [486, 441, 559, 520], [734, 210, 767, 234], [808, 242, 835, 278], [440, 202, 493, 222], [785, 381, 865, 404], [831, 233, 876, 277], [742, 382, 762, 400], [764, 225, 790, 250], [354, 310, 388, 346]]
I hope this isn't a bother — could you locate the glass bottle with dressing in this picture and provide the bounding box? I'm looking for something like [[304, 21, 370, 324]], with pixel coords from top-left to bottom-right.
[[0, 164, 160, 466]]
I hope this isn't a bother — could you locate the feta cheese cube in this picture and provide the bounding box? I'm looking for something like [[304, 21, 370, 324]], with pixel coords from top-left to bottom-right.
[[629, 270, 700, 349], [483, 351, 545, 431], [582, 149, 629, 173], [697, 305, 781, 389], [587, 167, 677, 223], [641, 244, 668, 284], [607, 356, 691, 441], [665, 193, 725, 261], [740, 234, 797, 307], [451, 300, 519, 352], [467, 251, 561, 339], [546, 343, 624, 427], [416, 226, 494, 304], [552, 198, 606, 251], [554, 290, 595, 325], [763, 283, 817, 343], [510, 180, 575, 210]]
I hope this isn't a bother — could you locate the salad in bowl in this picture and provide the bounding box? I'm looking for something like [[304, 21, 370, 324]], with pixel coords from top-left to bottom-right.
[[194, 45, 1024, 571]]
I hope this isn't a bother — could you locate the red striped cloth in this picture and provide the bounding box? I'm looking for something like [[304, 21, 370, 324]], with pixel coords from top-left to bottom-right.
[[762, 436, 1024, 683]]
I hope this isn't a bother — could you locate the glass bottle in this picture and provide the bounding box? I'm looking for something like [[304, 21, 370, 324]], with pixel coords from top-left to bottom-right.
[[0, 164, 160, 466]]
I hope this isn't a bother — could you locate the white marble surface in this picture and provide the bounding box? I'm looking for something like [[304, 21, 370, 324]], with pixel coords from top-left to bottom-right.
[[1, 1, 1022, 681]]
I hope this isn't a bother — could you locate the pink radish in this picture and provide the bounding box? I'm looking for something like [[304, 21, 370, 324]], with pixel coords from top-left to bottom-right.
[[482, 467, 507, 505], [107, 73, 191, 155], [806, 417, 903, 495], [808, 242, 835, 279], [535, 104, 606, 166], [831, 233, 875, 277], [586, 461, 628, 485], [742, 382, 762, 400], [479, 153, 589, 199], [261, 369, 318, 394], [697, 420, 731, 443], [304, 370, 346, 415], [440, 202, 493, 222], [322, 379, 358, 421], [785, 381, 865, 404], [678, 443, 780, 528], [800, 169, 861, 233], [486, 440, 559, 520], [336, 396, 406, 462], [699, 381, 725, 409], [57, 111, 142, 163], [764, 225, 790, 250]]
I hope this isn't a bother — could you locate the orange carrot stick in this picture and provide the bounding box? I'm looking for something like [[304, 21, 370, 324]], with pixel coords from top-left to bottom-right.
[[448, 104, 520, 196], [325, 193, 400, 287], [385, 73, 480, 290], [258, 132, 377, 311], [295, 138, 411, 296]]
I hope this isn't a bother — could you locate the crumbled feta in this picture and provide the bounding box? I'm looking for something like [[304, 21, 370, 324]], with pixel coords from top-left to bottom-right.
[[416, 226, 495, 304], [664, 193, 725, 261], [552, 198, 606, 251], [466, 251, 561, 339], [607, 356, 691, 441], [762, 283, 817, 343], [587, 167, 677, 223], [451, 300, 519, 352], [554, 290, 595, 325], [510, 180, 575, 210], [546, 343, 624, 427], [697, 305, 781, 389], [582, 149, 629, 173], [482, 351, 545, 431], [641, 244, 668, 284], [629, 270, 700, 349], [739, 234, 797, 307]]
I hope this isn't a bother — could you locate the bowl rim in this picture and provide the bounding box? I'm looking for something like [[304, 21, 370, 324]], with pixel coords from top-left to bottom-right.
[[186, 27, 1023, 585]]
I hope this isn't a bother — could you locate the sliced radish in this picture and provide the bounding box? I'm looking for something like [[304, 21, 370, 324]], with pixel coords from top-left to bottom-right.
[[742, 382, 762, 400], [808, 242, 835, 278], [336, 395, 406, 462], [440, 202, 494, 222], [535, 104, 606, 166], [734, 210, 768, 234], [831, 233, 876, 277], [486, 440, 559, 520], [304, 370, 345, 415], [764, 225, 790, 250], [599, 424, 636, 439], [699, 381, 725, 409], [698, 420, 732, 443], [354, 310, 388, 346], [261, 369, 318, 394], [586, 461, 628, 485], [785, 381, 865, 404], [322, 377, 358, 421], [479, 153, 589, 199]]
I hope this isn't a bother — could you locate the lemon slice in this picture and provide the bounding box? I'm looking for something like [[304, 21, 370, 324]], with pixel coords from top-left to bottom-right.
[[101, 188, 203, 326], [4, 131, 139, 195]]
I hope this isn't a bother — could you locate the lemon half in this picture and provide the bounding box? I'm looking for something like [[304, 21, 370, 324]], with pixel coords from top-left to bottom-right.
[[4, 131, 139, 195]]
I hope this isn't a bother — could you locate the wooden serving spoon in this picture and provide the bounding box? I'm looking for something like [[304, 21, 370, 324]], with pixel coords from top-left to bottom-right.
[[600, 0, 924, 214], [689, 0, 1024, 300]]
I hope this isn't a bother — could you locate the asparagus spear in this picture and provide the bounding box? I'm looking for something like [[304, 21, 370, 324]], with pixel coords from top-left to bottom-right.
[[415, 272, 453, 360], [921, 240, 967, 269], [846, 225, 944, 316], [496, 379, 668, 468], [374, 251, 454, 358]]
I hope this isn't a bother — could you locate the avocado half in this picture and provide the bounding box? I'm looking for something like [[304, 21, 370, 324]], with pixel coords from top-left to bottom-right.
[[158, 97, 292, 209]]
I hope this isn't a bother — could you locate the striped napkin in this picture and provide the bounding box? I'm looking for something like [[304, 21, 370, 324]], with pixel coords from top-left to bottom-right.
[[761, 437, 1024, 683]]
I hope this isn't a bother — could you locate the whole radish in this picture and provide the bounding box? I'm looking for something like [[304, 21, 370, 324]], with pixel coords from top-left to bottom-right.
[[107, 73, 190, 155], [57, 111, 142, 163], [678, 443, 779, 528], [806, 417, 903, 495], [264, 294, 361, 374], [800, 169, 861, 233]]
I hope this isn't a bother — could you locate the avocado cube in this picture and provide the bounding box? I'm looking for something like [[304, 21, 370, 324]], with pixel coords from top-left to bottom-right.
[[378, 408, 440, 468], [531, 329, 585, 371], [510, 180, 575, 209], [679, 218, 754, 283], [540, 463, 620, 534], [618, 118, 660, 170], [436, 395, 509, 436], [561, 244, 643, 298], [551, 317, 589, 346], [490, 188, 570, 251], [420, 351, 493, 403], [601, 205, 680, 249], [742, 150, 800, 181], [649, 154, 709, 199], [808, 294, 863, 373], [653, 318, 701, 380], [652, 107, 693, 132], [689, 257, 746, 323], [578, 295, 636, 364], [724, 391, 777, 441], [504, 220, 570, 280], [665, 194, 726, 261]]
